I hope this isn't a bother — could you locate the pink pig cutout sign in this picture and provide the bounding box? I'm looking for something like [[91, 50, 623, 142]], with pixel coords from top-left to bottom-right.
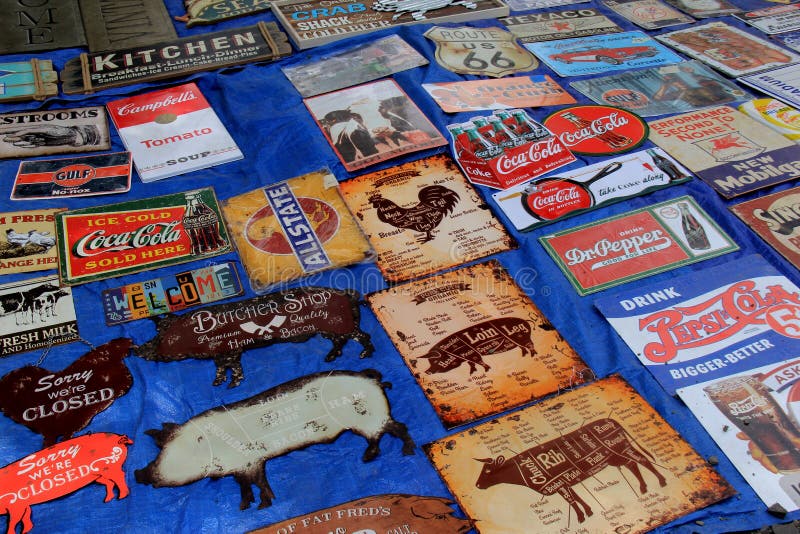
[[0, 432, 132, 534]]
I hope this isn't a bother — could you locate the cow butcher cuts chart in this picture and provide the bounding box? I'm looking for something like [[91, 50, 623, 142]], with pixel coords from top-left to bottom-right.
[[425, 375, 735, 533]]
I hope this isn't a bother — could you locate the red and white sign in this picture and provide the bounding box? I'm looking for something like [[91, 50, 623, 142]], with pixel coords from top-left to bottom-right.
[[0, 433, 133, 534], [543, 104, 648, 155], [106, 83, 242, 182]]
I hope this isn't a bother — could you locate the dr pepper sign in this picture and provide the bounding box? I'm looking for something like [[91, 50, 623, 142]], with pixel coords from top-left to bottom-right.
[[55, 188, 230, 285]]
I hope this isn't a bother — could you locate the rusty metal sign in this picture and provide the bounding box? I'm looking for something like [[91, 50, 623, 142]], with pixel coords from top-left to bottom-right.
[[425, 26, 537, 77]]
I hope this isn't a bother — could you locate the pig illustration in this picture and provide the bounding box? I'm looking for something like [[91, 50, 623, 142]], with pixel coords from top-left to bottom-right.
[[417, 317, 535, 375], [133, 287, 374, 387], [136, 370, 415, 510], [0, 433, 132, 534]]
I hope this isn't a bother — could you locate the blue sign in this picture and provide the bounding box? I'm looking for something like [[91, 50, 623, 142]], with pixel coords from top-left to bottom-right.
[[595, 254, 800, 393]]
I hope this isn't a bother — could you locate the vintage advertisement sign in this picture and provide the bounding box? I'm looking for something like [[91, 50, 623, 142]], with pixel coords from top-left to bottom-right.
[[177, 0, 270, 26], [340, 154, 515, 283], [102, 262, 243, 325], [0, 106, 110, 160], [271, 0, 509, 50], [369, 261, 589, 428], [739, 64, 800, 109], [679, 358, 800, 511], [492, 148, 690, 231], [595, 254, 800, 394], [250, 495, 471, 534], [0, 209, 62, 275], [656, 22, 800, 77], [448, 109, 576, 190], [0, 275, 78, 357], [499, 8, 621, 43], [739, 98, 800, 142], [304, 79, 446, 172], [543, 104, 648, 155], [735, 5, 800, 35], [505, 0, 589, 10], [131, 288, 367, 381], [134, 288, 372, 387], [0, 60, 58, 103], [79, 0, 177, 52], [541, 196, 739, 295], [60, 22, 292, 94], [526, 31, 683, 77], [135, 370, 415, 508], [423, 76, 575, 112], [221, 170, 372, 292], [55, 187, 231, 286], [0, 433, 133, 534], [648, 105, 799, 198], [773, 30, 800, 53], [570, 61, 750, 117], [0, 0, 86, 53], [730, 185, 800, 270], [107, 83, 243, 183], [281, 35, 428, 98], [602, 0, 694, 29], [425, 376, 735, 534], [12, 152, 132, 200], [0, 338, 133, 446], [662, 0, 738, 18], [425, 26, 537, 77]]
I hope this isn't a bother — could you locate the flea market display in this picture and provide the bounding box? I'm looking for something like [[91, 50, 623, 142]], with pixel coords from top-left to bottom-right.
[[4, 0, 800, 532]]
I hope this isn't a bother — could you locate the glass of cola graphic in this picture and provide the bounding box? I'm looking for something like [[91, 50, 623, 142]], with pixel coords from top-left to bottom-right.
[[705, 376, 800, 471]]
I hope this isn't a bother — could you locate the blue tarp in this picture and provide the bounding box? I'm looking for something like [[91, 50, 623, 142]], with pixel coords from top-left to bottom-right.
[[1, 0, 799, 532]]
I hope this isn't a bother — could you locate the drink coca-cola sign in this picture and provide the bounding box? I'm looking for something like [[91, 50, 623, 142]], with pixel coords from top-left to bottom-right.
[[55, 188, 231, 285], [543, 104, 648, 155]]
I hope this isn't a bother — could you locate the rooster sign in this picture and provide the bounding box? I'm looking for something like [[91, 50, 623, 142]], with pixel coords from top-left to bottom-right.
[[369, 185, 460, 243]]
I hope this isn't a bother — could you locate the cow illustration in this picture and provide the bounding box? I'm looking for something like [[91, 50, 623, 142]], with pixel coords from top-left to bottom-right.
[[0, 282, 63, 325], [371, 0, 476, 20], [474, 418, 667, 523], [32, 289, 69, 321], [417, 317, 535, 375]]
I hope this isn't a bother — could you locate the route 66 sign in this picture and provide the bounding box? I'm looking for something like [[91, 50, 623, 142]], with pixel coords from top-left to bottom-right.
[[425, 26, 538, 77]]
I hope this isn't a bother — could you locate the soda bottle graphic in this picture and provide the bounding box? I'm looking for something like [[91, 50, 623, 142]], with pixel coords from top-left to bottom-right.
[[679, 202, 711, 250], [647, 149, 688, 181], [182, 190, 226, 255]]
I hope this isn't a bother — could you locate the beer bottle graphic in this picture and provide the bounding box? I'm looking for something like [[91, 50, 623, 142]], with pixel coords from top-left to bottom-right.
[[678, 202, 711, 250], [182, 191, 227, 255]]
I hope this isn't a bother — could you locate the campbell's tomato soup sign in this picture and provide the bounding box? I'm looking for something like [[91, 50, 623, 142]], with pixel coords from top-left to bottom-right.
[[55, 188, 231, 285], [543, 104, 648, 156], [542, 196, 738, 295], [595, 254, 800, 394]]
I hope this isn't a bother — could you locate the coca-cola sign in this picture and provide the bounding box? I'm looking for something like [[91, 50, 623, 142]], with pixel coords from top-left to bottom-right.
[[543, 105, 648, 156], [55, 188, 231, 285]]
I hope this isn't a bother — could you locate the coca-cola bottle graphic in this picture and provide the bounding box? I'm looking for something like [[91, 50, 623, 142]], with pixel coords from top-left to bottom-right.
[[511, 109, 547, 143], [488, 115, 518, 150], [678, 202, 711, 250], [464, 125, 498, 159], [561, 111, 632, 150], [647, 149, 688, 181], [182, 191, 227, 255]]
